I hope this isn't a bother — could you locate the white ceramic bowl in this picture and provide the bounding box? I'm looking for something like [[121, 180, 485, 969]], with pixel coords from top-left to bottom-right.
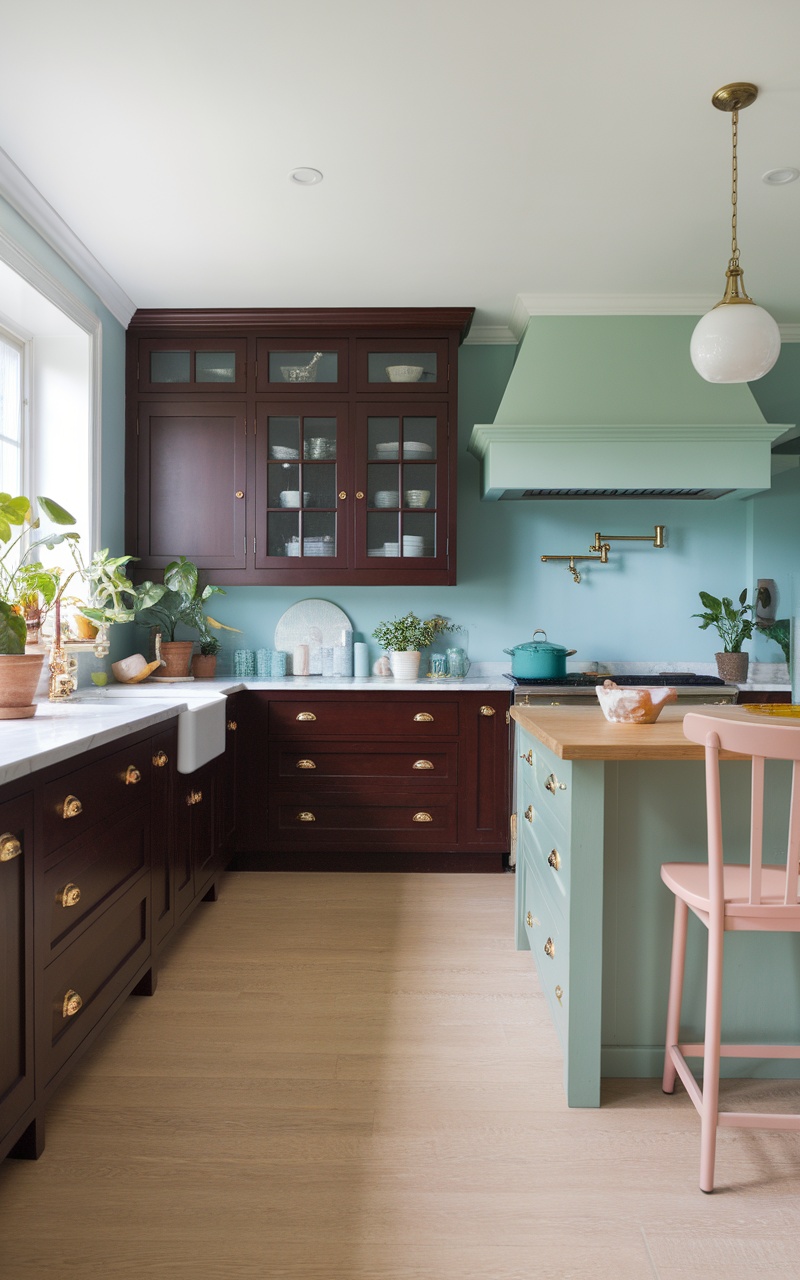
[[279, 490, 311, 508], [270, 444, 299, 460], [404, 489, 430, 508], [595, 682, 677, 724], [386, 364, 424, 382], [374, 490, 399, 508]]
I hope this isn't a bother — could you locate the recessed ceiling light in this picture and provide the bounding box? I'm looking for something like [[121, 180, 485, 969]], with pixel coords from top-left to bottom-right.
[[762, 167, 800, 185], [290, 167, 323, 185]]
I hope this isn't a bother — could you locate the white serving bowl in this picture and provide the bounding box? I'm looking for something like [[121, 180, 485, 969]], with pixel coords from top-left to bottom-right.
[[374, 490, 399, 507], [279, 490, 311, 507], [595, 682, 677, 724], [386, 365, 424, 382]]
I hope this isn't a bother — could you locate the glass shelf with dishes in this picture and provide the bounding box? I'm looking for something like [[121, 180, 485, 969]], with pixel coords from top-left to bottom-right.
[[356, 339, 450, 394]]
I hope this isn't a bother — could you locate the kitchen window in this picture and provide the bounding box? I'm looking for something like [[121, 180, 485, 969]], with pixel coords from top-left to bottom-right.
[[0, 325, 24, 495]]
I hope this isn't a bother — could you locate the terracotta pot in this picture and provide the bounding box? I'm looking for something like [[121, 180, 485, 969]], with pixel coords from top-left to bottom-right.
[[159, 640, 195, 679], [0, 652, 46, 718], [389, 650, 421, 680], [191, 654, 217, 680], [715, 650, 749, 684]]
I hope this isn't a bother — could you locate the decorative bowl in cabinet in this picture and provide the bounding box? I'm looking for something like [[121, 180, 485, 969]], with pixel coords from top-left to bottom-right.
[[386, 365, 424, 382], [279, 490, 311, 508], [404, 489, 430, 508], [374, 490, 399, 508]]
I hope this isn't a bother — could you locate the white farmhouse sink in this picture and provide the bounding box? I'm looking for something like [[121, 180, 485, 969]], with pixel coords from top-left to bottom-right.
[[80, 685, 227, 773]]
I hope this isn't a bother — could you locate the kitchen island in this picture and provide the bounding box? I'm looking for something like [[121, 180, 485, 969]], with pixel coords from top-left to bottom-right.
[[511, 704, 800, 1107]]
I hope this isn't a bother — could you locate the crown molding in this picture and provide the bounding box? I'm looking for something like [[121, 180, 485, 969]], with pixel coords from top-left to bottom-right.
[[0, 147, 136, 328], [510, 293, 800, 343], [462, 323, 517, 345]]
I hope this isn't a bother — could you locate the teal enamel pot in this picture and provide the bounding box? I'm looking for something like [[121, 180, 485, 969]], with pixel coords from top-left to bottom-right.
[[503, 628, 577, 679]]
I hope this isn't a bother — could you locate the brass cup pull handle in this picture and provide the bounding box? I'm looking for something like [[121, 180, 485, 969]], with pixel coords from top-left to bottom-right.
[[544, 773, 567, 795], [62, 989, 83, 1018], [59, 883, 81, 908], [152, 751, 169, 768], [297, 811, 316, 822], [555, 984, 564, 1006], [519, 749, 533, 765], [524, 805, 533, 823], [413, 759, 434, 770], [227, 720, 238, 732], [413, 712, 434, 722], [296, 712, 317, 722], [526, 910, 534, 928], [125, 765, 141, 785], [413, 812, 433, 823], [0, 833, 21, 861], [62, 795, 83, 820], [296, 759, 317, 770], [547, 849, 561, 872], [544, 937, 555, 958], [479, 705, 496, 717]]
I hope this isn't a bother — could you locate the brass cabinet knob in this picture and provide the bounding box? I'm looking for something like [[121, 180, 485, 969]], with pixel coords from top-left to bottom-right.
[[413, 759, 434, 770], [62, 989, 83, 1018], [125, 765, 141, 785], [235, 490, 244, 499], [338, 491, 347, 500], [412, 812, 433, 823], [297, 811, 316, 822], [185, 789, 203, 806], [227, 720, 238, 732], [296, 759, 317, 769], [544, 773, 567, 796], [413, 712, 434, 722], [59, 883, 81, 908], [547, 849, 561, 872], [62, 795, 83, 819], [479, 705, 496, 717], [296, 712, 317, 722], [519, 749, 533, 765], [356, 491, 365, 500], [152, 751, 169, 767], [0, 833, 21, 862], [524, 805, 533, 823], [544, 937, 555, 958], [555, 984, 564, 1006], [526, 910, 534, 928]]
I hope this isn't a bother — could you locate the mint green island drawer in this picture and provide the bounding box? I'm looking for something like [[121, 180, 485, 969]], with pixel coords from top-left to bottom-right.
[[512, 704, 800, 1108]]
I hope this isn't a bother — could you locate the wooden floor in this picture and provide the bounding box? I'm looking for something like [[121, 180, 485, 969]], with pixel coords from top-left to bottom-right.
[[2, 872, 800, 1279]]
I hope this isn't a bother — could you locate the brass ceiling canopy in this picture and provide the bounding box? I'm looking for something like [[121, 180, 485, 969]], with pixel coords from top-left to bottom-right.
[[711, 82, 758, 112]]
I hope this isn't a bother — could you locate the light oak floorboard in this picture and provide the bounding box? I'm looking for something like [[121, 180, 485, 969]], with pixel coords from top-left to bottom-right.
[[1, 871, 800, 1279]]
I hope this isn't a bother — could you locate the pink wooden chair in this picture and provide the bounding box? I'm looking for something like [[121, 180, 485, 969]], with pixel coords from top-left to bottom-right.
[[661, 710, 800, 1193]]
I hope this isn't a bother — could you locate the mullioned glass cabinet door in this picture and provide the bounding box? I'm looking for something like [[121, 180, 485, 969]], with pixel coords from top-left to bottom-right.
[[137, 339, 248, 394], [255, 339, 349, 394], [253, 403, 351, 570]]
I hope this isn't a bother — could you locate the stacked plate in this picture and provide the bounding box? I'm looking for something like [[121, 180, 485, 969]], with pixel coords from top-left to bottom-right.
[[402, 441, 433, 459], [402, 535, 434, 557], [383, 542, 400, 557], [302, 536, 335, 557], [374, 441, 400, 460], [271, 444, 299, 460]]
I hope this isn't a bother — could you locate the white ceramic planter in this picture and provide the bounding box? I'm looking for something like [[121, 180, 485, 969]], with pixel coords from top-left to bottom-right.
[[389, 650, 421, 680]]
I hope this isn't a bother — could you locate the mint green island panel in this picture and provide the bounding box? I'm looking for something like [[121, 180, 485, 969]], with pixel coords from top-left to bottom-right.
[[513, 707, 800, 1108]]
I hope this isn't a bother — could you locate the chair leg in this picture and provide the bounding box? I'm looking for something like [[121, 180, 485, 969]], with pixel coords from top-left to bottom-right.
[[662, 895, 688, 1094], [699, 919, 724, 1193]]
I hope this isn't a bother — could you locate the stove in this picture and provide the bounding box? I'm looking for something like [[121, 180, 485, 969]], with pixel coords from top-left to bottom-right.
[[507, 672, 739, 706]]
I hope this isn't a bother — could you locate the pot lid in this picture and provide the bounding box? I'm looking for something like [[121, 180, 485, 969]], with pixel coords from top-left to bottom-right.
[[508, 629, 571, 655]]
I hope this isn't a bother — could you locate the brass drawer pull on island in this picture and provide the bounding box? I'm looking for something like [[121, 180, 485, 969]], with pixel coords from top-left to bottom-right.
[[62, 989, 83, 1019], [59, 883, 81, 908], [526, 910, 534, 928], [555, 984, 564, 1006], [413, 712, 434, 723], [547, 849, 561, 872], [185, 789, 203, 807], [296, 712, 317, 722], [519, 749, 533, 765], [524, 805, 533, 824], [544, 773, 567, 796], [0, 833, 21, 861], [296, 759, 317, 770], [413, 812, 433, 823], [152, 751, 169, 768], [124, 765, 141, 785], [297, 811, 316, 822], [544, 937, 555, 958], [413, 759, 434, 771], [479, 705, 496, 717], [62, 795, 82, 820]]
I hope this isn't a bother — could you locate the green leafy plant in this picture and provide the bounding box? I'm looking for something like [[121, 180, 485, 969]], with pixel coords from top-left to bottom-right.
[[372, 611, 458, 653], [199, 636, 222, 657], [70, 547, 139, 627], [0, 493, 78, 654], [759, 618, 791, 664], [692, 589, 758, 653], [134, 556, 239, 644]]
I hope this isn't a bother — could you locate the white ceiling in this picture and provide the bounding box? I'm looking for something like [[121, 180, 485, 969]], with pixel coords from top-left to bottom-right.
[[1, 0, 799, 338]]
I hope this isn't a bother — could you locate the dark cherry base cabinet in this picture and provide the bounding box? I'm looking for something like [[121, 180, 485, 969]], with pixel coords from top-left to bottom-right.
[[236, 688, 511, 872]]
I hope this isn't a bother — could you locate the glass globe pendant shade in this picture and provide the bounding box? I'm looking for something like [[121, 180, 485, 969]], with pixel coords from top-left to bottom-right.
[[690, 300, 781, 383]]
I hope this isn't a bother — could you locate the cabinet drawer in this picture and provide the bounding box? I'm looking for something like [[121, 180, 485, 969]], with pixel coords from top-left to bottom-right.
[[41, 808, 149, 957], [269, 795, 457, 842], [517, 737, 571, 842], [518, 845, 568, 1048], [39, 887, 149, 1086], [517, 798, 569, 915], [268, 700, 459, 738], [40, 743, 152, 856], [270, 741, 457, 786]]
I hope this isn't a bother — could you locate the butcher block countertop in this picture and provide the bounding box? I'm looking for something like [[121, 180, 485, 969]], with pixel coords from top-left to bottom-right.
[[509, 703, 774, 761]]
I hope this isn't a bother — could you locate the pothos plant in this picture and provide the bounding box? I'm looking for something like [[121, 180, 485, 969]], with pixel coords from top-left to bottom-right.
[[0, 493, 78, 654], [372, 612, 458, 653]]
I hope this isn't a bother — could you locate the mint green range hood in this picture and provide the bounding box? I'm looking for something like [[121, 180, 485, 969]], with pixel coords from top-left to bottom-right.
[[468, 316, 792, 500]]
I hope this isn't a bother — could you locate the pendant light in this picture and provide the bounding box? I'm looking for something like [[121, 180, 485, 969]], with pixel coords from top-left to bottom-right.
[[690, 82, 781, 383]]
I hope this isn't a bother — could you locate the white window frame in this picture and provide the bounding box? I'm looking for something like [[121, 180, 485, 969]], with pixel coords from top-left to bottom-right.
[[0, 319, 28, 498]]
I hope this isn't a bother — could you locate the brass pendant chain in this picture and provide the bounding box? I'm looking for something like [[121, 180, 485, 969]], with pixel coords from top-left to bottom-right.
[[729, 109, 739, 270]]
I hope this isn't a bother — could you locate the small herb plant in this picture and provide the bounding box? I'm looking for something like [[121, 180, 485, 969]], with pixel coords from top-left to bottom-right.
[[692, 589, 759, 653], [372, 612, 457, 652], [199, 636, 222, 657]]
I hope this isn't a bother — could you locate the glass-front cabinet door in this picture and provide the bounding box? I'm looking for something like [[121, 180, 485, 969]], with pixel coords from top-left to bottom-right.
[[254, 404, 350, 570], [354, 405, 448, 572], [355, 339, 450, 395], [255, 339, 349, 394], [138, 339, 248, 393]]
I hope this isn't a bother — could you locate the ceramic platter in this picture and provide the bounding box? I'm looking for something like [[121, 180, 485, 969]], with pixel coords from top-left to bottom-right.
[[274, 599, 353, 675]]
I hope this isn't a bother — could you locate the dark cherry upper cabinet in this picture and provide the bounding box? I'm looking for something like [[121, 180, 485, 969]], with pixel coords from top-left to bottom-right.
[[126, 308, 474, 586]]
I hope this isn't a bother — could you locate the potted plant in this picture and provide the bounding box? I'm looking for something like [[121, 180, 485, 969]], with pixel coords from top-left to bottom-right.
[[692, 588, 760, 683], [372, 612, 457, 680], [133, 556, 239, 678], [0, 493, 79, 716], [191, 636, 221, 680]]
